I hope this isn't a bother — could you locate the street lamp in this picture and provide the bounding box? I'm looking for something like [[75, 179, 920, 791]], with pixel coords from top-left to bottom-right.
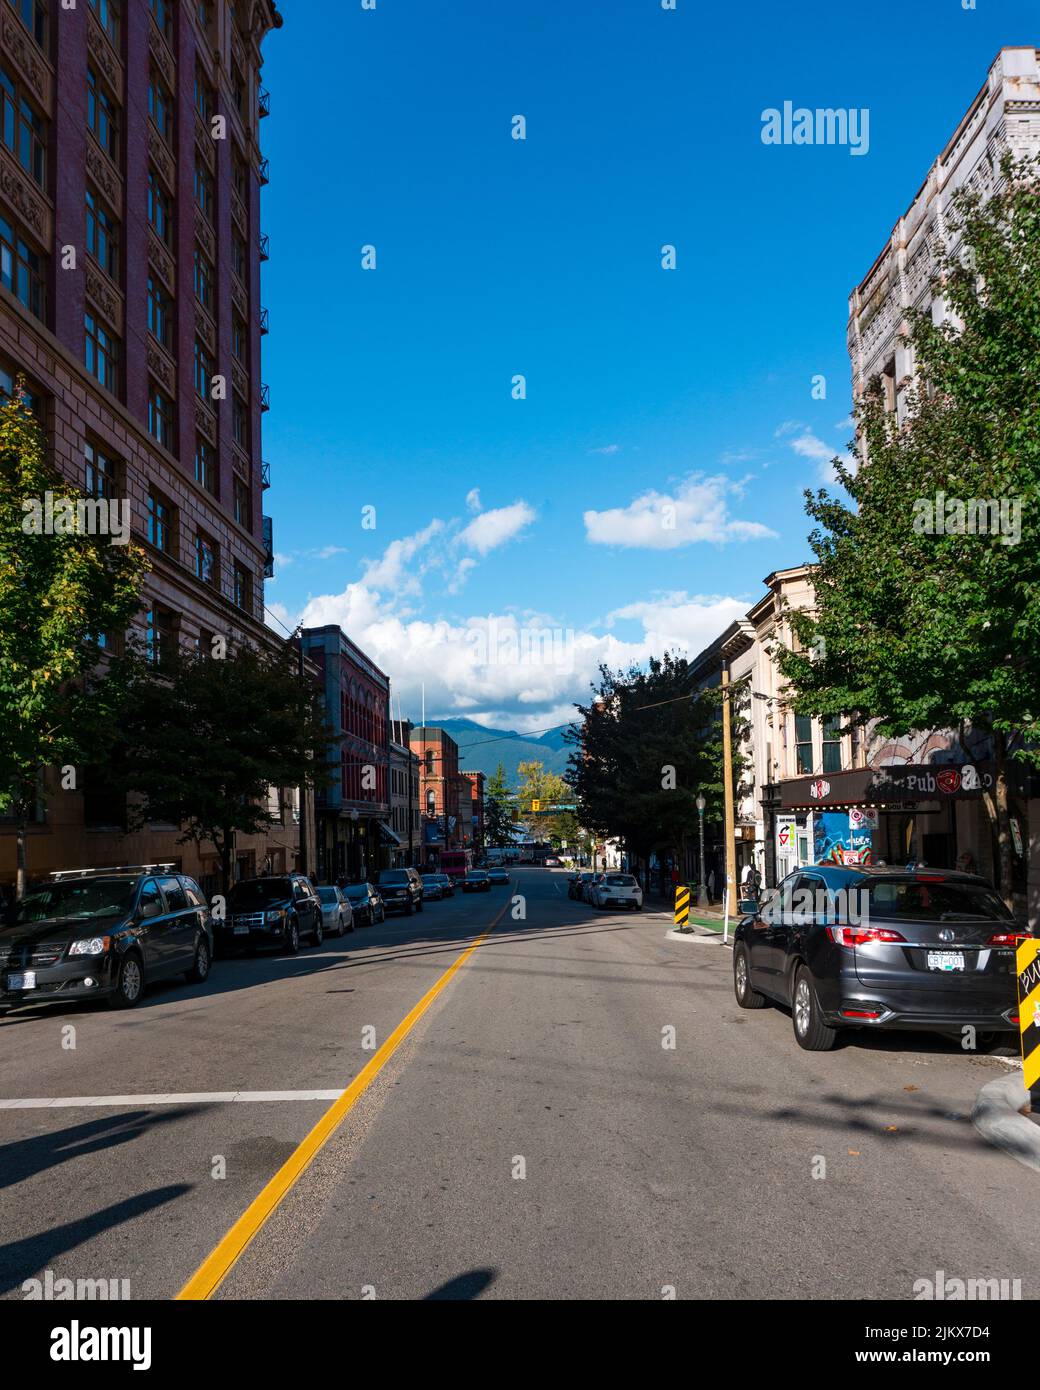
[[695, 793, 708, 908]]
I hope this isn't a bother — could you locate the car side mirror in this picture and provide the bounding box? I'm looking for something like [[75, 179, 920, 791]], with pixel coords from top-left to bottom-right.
[[738, 898, 758, 915], [139, 899, 161, 919]]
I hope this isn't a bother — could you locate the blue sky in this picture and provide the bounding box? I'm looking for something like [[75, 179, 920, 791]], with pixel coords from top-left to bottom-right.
[[259, 0, 1037, 729]]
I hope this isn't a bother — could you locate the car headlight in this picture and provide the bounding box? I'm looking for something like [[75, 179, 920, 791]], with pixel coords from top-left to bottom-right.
[[265, 909, 286, 924], [69, 936, 110, 957]]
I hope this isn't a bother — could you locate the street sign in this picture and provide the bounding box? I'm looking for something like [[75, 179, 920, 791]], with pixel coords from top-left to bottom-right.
[[674, 885, 690, 930], [1016, 937, 1040, 1099], [531, 800, 541, 812]]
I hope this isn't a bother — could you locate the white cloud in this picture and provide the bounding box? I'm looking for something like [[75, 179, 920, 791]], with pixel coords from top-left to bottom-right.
[[458, 500, 536, 556], [361, 519, 444, 593], [465, 487, 482, 514], [786, 428, 856, 486], [588, 443, 621, 456], [583, 474, 777, 549]]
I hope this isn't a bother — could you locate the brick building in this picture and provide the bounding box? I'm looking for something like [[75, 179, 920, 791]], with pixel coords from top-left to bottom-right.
[[461, 770, 485, 852], [0, 0, 302, 892], [302, 626, 392, 884], [389, 719, 419, 868], [411, 726, 463, 865]]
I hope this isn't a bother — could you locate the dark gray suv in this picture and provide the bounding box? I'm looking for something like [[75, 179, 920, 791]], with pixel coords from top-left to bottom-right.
[[376, 868, 424, 915]]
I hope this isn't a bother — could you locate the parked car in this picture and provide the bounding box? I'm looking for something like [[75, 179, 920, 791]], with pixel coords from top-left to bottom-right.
[[342, 881, 385, 927], [218, 874, 323, 955], [377, 867, 424, 915], [420, 872, 445, 901], [733, 864, 1026, 1052], [316, 885, 353, 936], [463, 870, 492, 893], [545, 857, 561, 868], [582, 873, 607, 903], [591, 873, 643, 911], [568, 872, 592, 900], [487, 868, 510, 886], [0, 866, 213, 1011]]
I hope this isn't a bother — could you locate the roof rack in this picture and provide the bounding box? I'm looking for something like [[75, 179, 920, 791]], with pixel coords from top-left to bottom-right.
[[48, 864, 177, 882]]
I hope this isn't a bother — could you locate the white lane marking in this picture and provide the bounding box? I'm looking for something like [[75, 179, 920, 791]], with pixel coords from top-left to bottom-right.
[[0, 1090, 344, 1110]]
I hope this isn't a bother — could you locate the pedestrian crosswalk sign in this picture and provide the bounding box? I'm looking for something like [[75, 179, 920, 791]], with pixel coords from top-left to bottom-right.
[[674, 886, 690, 929]]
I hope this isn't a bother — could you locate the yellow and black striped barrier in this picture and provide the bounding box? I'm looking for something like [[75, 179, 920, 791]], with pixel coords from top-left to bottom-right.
[[1016, 937, 1040, 1099], [674, 885, 691, 931]]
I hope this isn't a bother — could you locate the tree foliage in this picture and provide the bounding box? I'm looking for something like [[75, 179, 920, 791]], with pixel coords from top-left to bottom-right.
[[779, 155, 1040, 902], [483, 761, 515, 848]]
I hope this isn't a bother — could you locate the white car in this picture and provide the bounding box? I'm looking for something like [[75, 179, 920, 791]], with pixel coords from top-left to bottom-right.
[[591, 873, 643, 911], [316, 885, 354, 936]]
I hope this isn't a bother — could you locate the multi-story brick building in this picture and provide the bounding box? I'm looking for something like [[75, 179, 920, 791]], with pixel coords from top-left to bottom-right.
[[389, 718, 419, 868], [302, 625, 392, 884], [411, 726, 462, 865], [461, 770, 485, 852], [0, 0, 302, 891]]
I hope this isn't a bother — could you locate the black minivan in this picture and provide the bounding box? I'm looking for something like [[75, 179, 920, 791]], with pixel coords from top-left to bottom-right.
[[733, 864, 1026, 1051], [218, 874, 324, 954], [0, 867, 213, 1011], [376, 868, 424, 915]]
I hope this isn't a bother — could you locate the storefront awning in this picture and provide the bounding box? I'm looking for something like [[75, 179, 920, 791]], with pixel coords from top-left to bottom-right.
[[377, 821, 403, 847], [779, 759, 1032, 811]]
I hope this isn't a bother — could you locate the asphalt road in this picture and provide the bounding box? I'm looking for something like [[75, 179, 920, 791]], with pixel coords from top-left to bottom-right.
[[0, 867, 1034, 1301]]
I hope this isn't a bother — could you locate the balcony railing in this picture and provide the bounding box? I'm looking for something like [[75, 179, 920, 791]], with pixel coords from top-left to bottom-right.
[[258, 87, 271, 118], [260, 306, 269, 335], [258, 157, 270, 186], [261, 459, 271, 491], [260, 383, 270, 413], [259, 233, 270, 261]]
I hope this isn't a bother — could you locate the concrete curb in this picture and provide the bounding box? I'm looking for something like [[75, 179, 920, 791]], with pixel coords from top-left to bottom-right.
[[665, 929, 727, 945], [971, 1073, 1040, 1174]]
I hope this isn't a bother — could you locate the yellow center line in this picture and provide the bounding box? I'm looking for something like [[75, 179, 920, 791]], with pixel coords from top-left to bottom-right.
[[175, 899, 511, 1301]]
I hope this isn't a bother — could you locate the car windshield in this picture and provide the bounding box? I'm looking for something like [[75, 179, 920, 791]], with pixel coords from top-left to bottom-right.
[[866, 879, 1012, 922], [342, 884, 368, 899], [378, 871, 408, 884], [227, 880, 293, 908], [468, 871, 488, 878], [605, 875, 637, 886], [14, 878, 137, 925], [317, 888, 338, 903]]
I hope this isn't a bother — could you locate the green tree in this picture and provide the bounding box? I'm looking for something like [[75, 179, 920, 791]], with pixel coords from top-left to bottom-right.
[[779, 155, 1040, 906], [0, 386, 148, 896], [567, 653, 732, 883], [116, 641, 333, 892], [483, 762, 515, 848]]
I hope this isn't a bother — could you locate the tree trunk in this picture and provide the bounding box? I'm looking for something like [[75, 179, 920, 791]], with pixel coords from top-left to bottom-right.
[[15, 809, 28, 902], [218, 831, 233, 897], [991, 733, 1014, 912]]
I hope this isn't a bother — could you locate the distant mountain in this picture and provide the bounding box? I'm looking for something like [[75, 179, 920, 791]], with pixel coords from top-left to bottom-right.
[[433, 718, 574, 786]]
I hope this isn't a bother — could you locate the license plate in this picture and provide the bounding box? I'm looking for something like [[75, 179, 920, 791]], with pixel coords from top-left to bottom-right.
[[927, 951, 965, 972], [6, 971, 36, 991], [233, 925, 249, 936]]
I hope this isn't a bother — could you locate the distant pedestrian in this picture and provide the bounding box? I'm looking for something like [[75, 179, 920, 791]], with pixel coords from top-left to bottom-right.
[[707, 869, 716, 904]]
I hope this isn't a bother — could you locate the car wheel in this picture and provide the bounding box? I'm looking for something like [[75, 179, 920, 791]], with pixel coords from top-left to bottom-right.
[[734, 945, 767, 1010], [417, 898, 424, 912], [312, 917, 324, 947], [406, 899, 414, 915], [378, 905, 386, 923], [792, 965, 836, 1051], [186, 935, 211, 984], [108, 952, 144, 1010], [284, 917, 300, 954], [342, 912, 353, 935]]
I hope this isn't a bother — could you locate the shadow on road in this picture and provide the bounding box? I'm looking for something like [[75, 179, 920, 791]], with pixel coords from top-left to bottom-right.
[[423, 1267, 497, 1300]]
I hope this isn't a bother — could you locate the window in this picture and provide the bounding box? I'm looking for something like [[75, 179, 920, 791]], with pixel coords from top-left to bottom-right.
[[85, 441, 118, 500], [233, 474, 250, 529], [87, 68, 119, 161], [147, 275, 172, 349], [426, 790, 436, 815], [195, 0, 211, 30], [795, 713, 813, 776], [193, 338, 213, 400], [822, 716, 842, 775], [194, 531, 217, 587], [0, 214, 45, 321], [159, 877, 187, 911], [232, 314, 247, 363], [232, 63, 246, 119], [193, 246, 214, 311], [145, 606, 177, 667], [88, 0, 120, 46], [232, 231, 247, 281], [232, 562, 251, 614], [148, 171, 173, 245], [232, 392, 248, 448], [194, 437, 216, 495], [148, 384, 173, 450], [0, 66, 46, 187], [84, 312, 119, 393], [149, 0, 173, 42], [85, 189, 119, 278], [194, 63, 214, 122], [148, 67, 174, 144], [194, 160, 214, 221], [232, 150, 248, 202], [146, 490, 172, 552], [7, 0, 48, 53]]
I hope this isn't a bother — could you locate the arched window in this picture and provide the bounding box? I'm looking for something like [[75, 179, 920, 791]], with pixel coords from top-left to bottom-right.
[[426, 790, 436, 815]]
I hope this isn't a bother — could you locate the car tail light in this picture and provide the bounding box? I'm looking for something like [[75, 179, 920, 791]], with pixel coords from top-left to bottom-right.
[[826, 926, 907, 947], [841, 1005, 885, 1020], [988, 931, 1030, 947]]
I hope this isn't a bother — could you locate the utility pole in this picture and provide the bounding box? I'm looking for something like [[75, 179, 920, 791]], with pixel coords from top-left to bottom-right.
[[721, 657, 737, 943], [295, 630, 309, 879]]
